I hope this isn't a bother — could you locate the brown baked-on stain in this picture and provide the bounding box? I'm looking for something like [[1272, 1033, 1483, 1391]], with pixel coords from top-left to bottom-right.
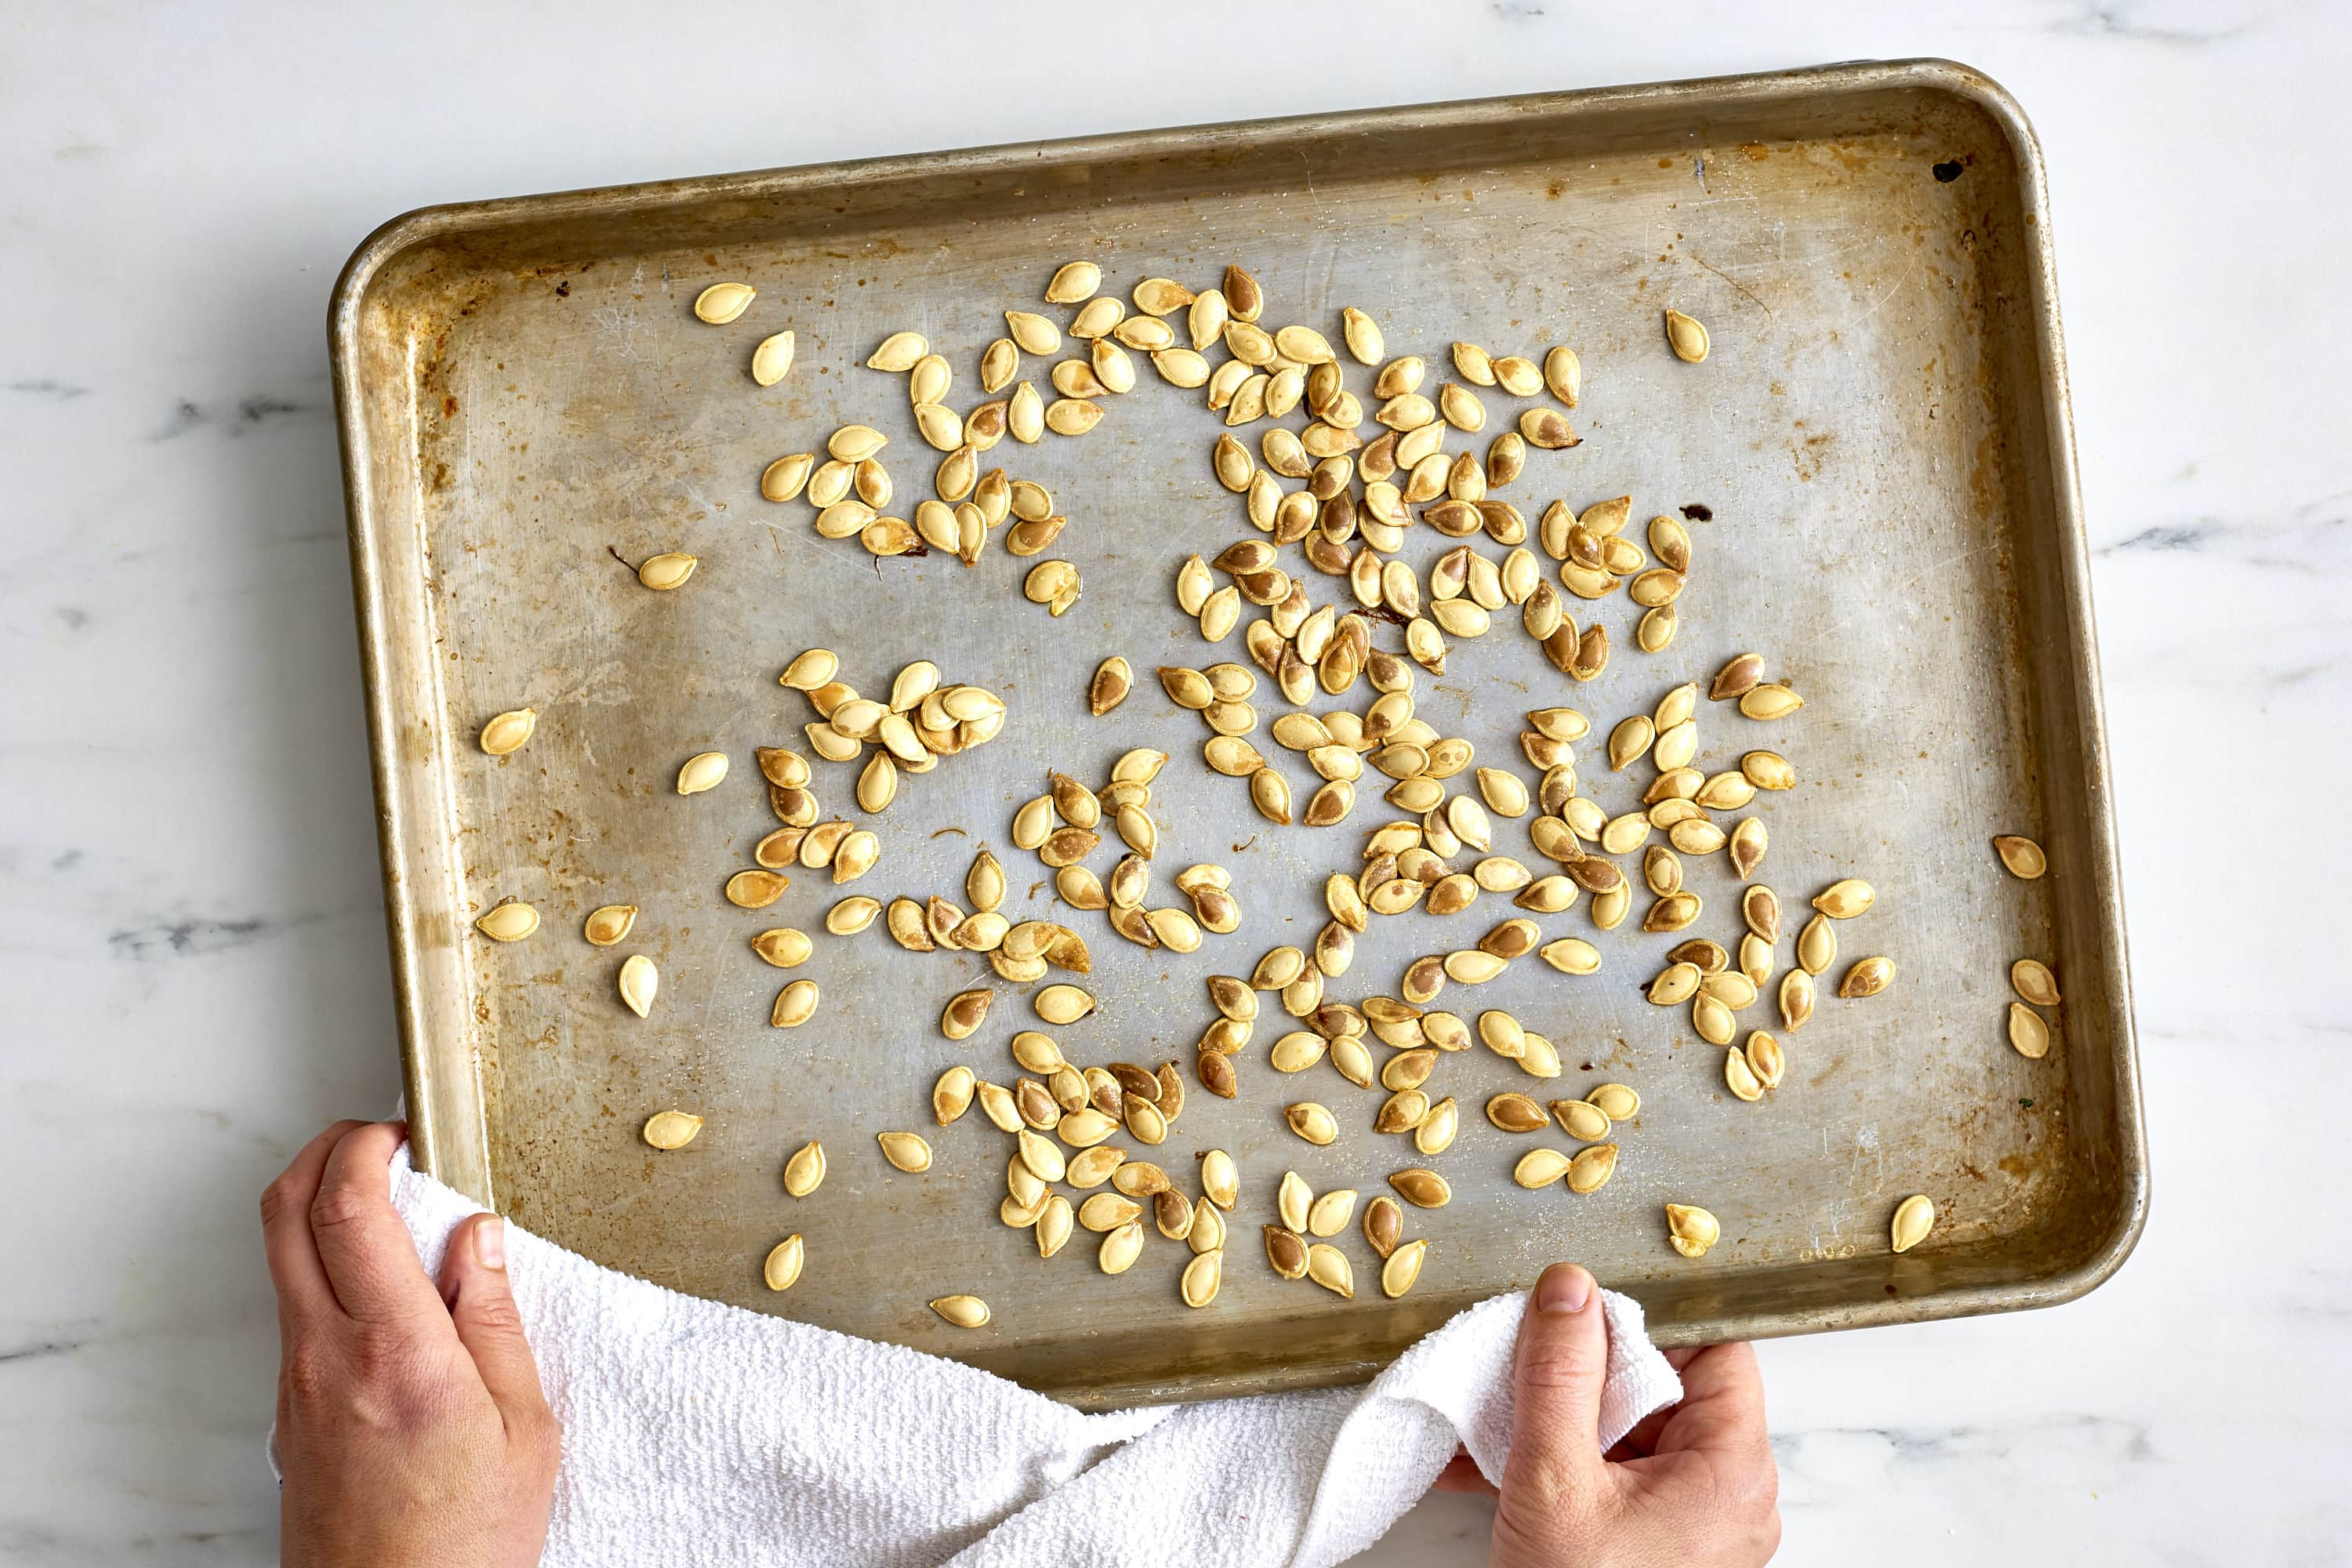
[[443, 394, 460, 417]]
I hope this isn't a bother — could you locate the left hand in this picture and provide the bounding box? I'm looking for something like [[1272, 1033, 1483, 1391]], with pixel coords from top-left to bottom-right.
[[263, 1120, 559, 1568]]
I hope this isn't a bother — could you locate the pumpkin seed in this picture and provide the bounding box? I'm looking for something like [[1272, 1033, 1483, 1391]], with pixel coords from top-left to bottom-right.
[[692, 282, 754, 324], [1709, 652, 1762, 702], [930, 1294, 989, 1328], [1648, 962, 1701, 1006], [1780, 968, 1816, 1031], [1890, 1194, 1936, 1253], [1744, 885, 1781, 942], [1376, 1088, 1428, 1135], [1994, 835, 2048, 878], [1077, 1192, 1142, 1232], [1302, 1188, 1357, 1239], [2009, 1001, 2052, 1058], [1555, 1099, 1612, 1142], [575, 904, 638, 949], [940, 989, 993, 1041], [617, 954, 659, 1017], [1286, 1102, 1338, 1145], [1809, 880, 1872, 920], [1520, 408, 1580, 448], [1514, 1148, 1572, 1188], [771, 978, 821, 1026], [1539, 937, 1600, 975], [1587, 1082, 1640, 1122], [748, 928, 812, 971], [641, 1109, 702, 1150], [1664, 308, 1710, 362], [2013, 959, 2060, 1007], [1272, 1031, 1327, 1074], [1798, 914, 1836, 976], [1296, 1242, 1350, 1298], [1167, 1247, 1221, 1308], [1263, 1225, 1310, 1279], [1566, 1142, 1619, 1194], [1746, 1030, 1785, 1090], [473, 898, 539, 942], [1724, 1044, 1764, 1102], [1033, 984, 1093, 1025], [1665, 1203, 1719, 1259], [1739, 683, 1803, 720], [869, 1130, 929, 1173], [674, 751, 730, 797]]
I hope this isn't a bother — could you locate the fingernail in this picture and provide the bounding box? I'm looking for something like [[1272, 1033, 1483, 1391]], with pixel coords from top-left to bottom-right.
[[475, 1216, 506, 1270], [1537, 1262, 1591, 1314]]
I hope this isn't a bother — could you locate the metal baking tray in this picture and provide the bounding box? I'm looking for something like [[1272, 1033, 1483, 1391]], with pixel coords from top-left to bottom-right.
[[332, 59, 2143, 1409]]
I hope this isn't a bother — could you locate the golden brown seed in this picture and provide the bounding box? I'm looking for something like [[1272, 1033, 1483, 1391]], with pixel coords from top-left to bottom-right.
[[750, 927, 811, 969], [1780, 968, 1816, 1032], [1566, 1142, 1619, 1194], [1555, 1099, 1612, 1142], [876, 1131, 931, 1173], [1709, 653, 1763, 702], [770, 978, 821, 1027], [641, 1109, 702, 1150], [1487, 1093, 1549, 1133], [1664, 309, 1710, 362], [1035, 984, 1094, 1024], [1307, 1189, 1358, 1239], [1265, 1225, 1309, 1279], [2013, 960, 2061, 1007], [473, 898, 541, 942], [1813, 879, 1876, 919], [1179, 1248, 1223, 1308], [1725, 1045, 1763, 1102], [688, 280, 758, 325], [1389, 1167, 1451, 1210], [1588, 1083, 1640, 1121], [1514, 1148, 1572, 1188], [1285, 1102, 1338, 1145], [1746, 1030, 1785, 1090], [616, 954, 658, 1018], [1739, 683, 1803, 720], [930, 1294, 990, 1328], [1891, 1195, 1936, 1254], [1665, 1204, 1719, 1259], [2009, 1002, 2053, 1058], [1798, 914, 1836, 977], [1994, 835, 2049, 878]]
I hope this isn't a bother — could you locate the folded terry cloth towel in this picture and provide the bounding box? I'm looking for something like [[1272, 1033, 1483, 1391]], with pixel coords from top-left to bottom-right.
[[318, 1142, 1682, 1566]]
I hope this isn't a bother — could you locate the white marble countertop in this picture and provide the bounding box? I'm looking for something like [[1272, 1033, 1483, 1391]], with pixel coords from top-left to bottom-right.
[[4, 0, 2346, 1561]]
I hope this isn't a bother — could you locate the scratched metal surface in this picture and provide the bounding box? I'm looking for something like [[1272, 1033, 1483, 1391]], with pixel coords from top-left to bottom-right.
[[331, 60, 2143, 1407]]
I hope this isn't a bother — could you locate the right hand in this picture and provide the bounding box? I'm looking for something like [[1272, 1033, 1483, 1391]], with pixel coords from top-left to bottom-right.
[[1483, 1261, 1780, 1566]]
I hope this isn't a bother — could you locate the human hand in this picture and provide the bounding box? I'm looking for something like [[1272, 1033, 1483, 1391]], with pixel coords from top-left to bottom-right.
[[263, 1120, 558, 1568], [1441, 1262, 1780, 1566]]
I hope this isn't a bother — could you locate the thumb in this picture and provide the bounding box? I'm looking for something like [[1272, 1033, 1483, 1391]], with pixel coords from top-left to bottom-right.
[[1501, 1263, 1613, 1499], [439, 1214, 550, 1431]]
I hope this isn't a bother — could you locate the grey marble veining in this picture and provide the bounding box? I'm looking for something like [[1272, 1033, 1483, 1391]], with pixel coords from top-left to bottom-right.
[[2, 1, 2347, 1563]]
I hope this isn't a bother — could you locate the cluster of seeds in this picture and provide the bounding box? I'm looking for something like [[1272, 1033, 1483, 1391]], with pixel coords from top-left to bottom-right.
[[754, 318, 1095, 573], [779, 650, 1007, 815], [1261, 1171, 1425, 1300], [913, 1015, 1241, 1319], [1007, 750, 1240, 954], [1994, 835, 2058, 1059]]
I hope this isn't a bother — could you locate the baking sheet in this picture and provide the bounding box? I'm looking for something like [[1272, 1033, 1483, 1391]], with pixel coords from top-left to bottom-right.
[[332, 58, 2143, 1407]]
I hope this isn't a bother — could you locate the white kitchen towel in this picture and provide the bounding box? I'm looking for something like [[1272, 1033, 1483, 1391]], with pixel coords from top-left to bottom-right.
[[372, 1142, 1681, 1567]]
